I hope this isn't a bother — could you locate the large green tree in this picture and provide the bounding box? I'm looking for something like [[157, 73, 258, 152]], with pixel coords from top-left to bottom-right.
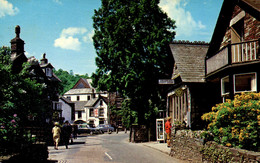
[[92, 0, 176, 124]]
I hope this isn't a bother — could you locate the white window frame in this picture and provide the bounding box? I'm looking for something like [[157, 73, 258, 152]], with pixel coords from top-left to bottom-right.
[[221, 76, 230, 96], [233, 72, 257, 93]]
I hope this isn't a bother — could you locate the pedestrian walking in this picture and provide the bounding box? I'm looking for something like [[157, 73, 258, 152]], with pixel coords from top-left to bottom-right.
[[72, 124, 78, 139], [165, 117, 172, 148], [62, 121, 72, 149], [52, 122, 61, 150]]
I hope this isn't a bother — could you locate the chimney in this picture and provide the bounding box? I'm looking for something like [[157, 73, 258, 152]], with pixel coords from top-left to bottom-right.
[[92, 89, 96, 98], [40, 53, 48, 65], [10, 25, 25, 60]]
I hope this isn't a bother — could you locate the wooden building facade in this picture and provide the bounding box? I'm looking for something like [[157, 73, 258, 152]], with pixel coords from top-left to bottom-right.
[[205, 0, 260, 102]]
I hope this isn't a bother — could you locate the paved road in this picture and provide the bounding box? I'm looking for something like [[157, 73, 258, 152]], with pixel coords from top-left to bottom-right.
[[48, 132, 185, 163]]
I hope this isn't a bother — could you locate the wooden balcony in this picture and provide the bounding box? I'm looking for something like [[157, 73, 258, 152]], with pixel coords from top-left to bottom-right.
[[206, 39, 259, 75]]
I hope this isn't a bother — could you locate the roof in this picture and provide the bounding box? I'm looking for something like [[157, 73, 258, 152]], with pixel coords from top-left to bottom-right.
[[64, 88, 95, 95], [206, 0, 260, 57], [60, 97, 75, 107], [84, 96, 108, 107], [40, 63, 54, 69], [74, 101, 88, 111], [72, 78, 93, 89], [169, 41, 209, 83]]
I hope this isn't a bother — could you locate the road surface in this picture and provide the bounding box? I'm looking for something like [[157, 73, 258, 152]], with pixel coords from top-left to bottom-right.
[[48, 132, 186, 163]]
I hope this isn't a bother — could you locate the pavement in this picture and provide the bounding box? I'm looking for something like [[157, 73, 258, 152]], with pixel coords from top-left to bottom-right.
[[141, 141, 171, 155]]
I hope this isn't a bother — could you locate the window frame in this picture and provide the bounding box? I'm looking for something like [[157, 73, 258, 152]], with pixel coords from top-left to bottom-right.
[[89, 108, 94, 117], [221, 76, 230, 96], [233, 72, 257, 93], [78, 111, 82, 119]]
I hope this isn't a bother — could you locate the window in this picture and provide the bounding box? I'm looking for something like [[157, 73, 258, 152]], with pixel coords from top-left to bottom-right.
[[88, 96, 90, 100], [221, 76, 230, 95], [234, 73, 256, 93], [99, 108, 104, 117], [46, 68, 52, 77], [99, 119, 104, 125], [77, 96, 80, 101], [89, 108, 94, 117], [100, 100, 103, 106], [53, 102, 61, 110], [78, 111, 82, 118]]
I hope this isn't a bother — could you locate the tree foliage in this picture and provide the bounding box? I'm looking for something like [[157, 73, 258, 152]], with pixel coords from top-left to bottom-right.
[[53, 69, 90, 95], [0, 47, 46, 154], [92, 0, 175, 124]]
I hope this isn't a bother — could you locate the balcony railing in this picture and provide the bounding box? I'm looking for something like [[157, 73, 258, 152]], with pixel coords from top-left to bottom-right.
[[206, 39, 259, 75]]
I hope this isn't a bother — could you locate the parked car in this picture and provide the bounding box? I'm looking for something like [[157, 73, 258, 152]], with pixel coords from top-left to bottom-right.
[[97, 124, 114, 133], [77, 124, 101, 135]]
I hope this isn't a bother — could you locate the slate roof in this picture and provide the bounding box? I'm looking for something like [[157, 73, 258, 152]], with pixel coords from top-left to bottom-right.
[[85, 96, 108, 107], [169, 41, 209, 83], [72, 78, 93, 89], [74, 101, 88, 111], [64, 88, 95, 95]]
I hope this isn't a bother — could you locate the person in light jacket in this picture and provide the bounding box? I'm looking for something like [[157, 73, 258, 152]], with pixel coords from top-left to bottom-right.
[[52, 122, 61, 150]]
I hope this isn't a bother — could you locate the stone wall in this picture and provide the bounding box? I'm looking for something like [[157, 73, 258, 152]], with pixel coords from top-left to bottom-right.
[[170, 130, 204, 162], [130, 125, 148, 143], [170, 130, 260, 163]]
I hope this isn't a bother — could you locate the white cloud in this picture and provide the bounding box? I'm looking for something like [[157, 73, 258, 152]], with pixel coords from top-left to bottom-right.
[[54, 36, 81, 51], [159, 0, 206, 37], [61, 27, 87, 37], [83, 30, 94, 43], [54, 27, 88, 51], [0, 0, 19, 18], [53, 0, 62, 5]]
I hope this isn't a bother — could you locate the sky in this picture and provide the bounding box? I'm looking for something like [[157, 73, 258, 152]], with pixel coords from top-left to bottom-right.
[[0, 0, 223, 75]]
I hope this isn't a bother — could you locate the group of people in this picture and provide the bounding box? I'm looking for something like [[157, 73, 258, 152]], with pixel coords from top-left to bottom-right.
[[52, 121, 78, 150], [53, 118, 172, 149]]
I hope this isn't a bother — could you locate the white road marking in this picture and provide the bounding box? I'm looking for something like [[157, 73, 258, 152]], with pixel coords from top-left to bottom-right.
[[105, 152, 113, 160]]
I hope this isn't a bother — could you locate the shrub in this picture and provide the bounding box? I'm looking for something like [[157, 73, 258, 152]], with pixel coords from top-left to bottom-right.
[[201, 92, 259, 151]]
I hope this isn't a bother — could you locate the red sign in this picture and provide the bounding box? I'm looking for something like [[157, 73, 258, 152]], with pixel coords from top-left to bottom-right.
[[94, 109, 99, 117]]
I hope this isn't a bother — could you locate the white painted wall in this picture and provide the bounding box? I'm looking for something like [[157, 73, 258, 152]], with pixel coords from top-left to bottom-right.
[[85, 99, 108, 127], [59, 99, 73, 124]]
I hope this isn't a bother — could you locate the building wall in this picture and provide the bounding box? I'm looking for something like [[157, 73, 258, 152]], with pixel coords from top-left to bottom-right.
[[64, 93, 108, 102], [59, 99, 73, 124], [221, 5, 260, 48], [85, 99, 108, 127], [168, 85, 191, 127], [75, 110, 87, 122]]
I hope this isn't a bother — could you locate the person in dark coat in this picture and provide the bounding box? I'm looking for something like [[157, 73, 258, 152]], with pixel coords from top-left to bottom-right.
[[62, 121, 72, 149]]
